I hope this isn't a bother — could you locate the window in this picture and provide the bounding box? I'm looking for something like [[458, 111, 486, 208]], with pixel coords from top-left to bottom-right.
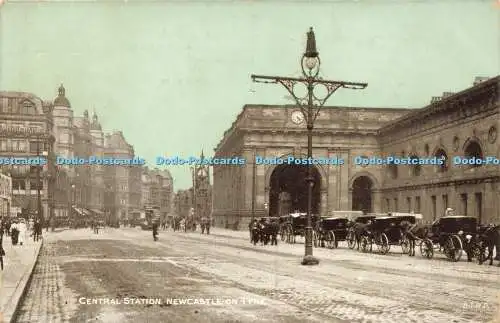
[[393, 198, 398, 211], [442, 195, 448, 214], [385, 199, 390, 212], [12, 179, 25, 190], [406, 197, 411, 212], [464, 140, 483, 168], [30, 179, 43, 190], [387, 164, 398, 179], [29, 141, 41, 153], [22, 101, 34, 114], [461, 194, 468, 215], [415, 196, 421, 213], [475, 193, 482, 224], [434, 149, 448, 172], [431, 196, 437, 220], [0, 140, 7, 152], [120, 199, 126, 205], [409, 155, 421, 176]]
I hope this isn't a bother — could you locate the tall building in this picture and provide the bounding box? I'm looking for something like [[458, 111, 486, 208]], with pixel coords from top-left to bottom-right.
[[0, 92, 54, 221], [140, 167, 173, 220], [174, 189, 194, 219], [89, 112, 105, 217], [213, 76, 499, 229], [0, 172, 12, 218], [1, 85, 144, 226], [104, 131, 142, 223], [51, 85, 74, 219]]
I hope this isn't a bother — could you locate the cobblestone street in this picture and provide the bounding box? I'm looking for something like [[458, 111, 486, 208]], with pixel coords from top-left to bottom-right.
[[14, 227, 500, 323]]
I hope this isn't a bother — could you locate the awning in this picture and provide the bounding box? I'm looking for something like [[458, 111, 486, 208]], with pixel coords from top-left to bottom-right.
[[71, 207, 93, 216], [72, 206, 85, 216]]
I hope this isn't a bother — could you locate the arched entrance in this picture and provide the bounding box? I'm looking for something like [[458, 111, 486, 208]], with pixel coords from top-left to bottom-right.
[[352, 176, 373, 214], [269, 164, 321, 217]]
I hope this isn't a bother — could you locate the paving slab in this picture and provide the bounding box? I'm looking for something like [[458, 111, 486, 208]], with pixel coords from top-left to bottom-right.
[[0, 236, 42, 323]]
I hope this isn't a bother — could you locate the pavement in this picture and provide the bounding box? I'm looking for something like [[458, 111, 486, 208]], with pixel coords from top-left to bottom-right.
[[11, 226, 500, 323], [0, 234, 43, 323]]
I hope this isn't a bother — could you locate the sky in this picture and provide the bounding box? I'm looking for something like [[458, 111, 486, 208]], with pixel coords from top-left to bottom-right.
[[0, 0, 498, 190]]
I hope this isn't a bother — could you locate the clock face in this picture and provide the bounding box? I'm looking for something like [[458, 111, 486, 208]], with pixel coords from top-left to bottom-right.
[[291, 110, 305, 124]]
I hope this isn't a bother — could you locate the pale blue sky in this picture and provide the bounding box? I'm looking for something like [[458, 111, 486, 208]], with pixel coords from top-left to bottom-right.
[[0, 0, 498, 189]]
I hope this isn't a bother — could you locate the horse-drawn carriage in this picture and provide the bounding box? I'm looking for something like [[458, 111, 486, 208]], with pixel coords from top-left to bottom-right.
[[281, 213, 319, 244], [360, 214, 419, 254], [419, 215, 477, 262], [346, 214, 378, 249], [313, 217, 349, 248]]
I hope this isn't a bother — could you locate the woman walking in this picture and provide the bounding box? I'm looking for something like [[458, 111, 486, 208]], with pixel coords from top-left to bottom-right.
[[18, 219, 27, 246]]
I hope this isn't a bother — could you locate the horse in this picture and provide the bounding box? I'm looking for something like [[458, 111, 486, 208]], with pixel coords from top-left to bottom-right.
[[400, 221, 431, 256], [347, 221, 372, 251], [475, 224, 500, 265]]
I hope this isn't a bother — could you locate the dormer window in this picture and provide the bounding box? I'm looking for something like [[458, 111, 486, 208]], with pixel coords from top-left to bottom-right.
[[20, 101, 35, 114]]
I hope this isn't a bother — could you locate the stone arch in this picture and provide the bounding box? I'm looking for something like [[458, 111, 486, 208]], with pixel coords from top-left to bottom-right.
[[432, 145, 449, 172], [348, 171, 379, 190], [264, 152, 328, 216], [264, 152, 327, 191], [462, 136, 484, 156], [349, 172, 378, 214]]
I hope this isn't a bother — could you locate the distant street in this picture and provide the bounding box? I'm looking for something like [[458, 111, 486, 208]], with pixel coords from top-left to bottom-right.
[[15, 227, 499, 323]]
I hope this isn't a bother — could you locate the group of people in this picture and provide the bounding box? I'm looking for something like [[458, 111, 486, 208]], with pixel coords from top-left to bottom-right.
[[0, 217, 43, 271], [151, 217, 211, 241], [249, 218, 279, 246]]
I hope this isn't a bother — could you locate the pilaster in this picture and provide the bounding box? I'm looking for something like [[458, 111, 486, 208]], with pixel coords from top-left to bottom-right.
[[372, 189, 382, 213]]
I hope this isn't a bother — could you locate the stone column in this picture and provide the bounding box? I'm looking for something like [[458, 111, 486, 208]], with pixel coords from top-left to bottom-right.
[[327, 148, 339, 211], [483, 180, 494, 224], [339, 149, 350, 210]]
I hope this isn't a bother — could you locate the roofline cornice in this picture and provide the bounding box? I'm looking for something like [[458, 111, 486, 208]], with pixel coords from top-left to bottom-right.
[[378, 75, 499, 135]]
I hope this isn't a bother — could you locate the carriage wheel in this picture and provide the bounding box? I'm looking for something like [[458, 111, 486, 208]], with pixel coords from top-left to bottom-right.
[[445, 235, 463, 262], [419, 239, 434, 259], [401, 236, 410, 254], [361, 236, 371, 253], [326, 231, 336, 249], [377, 233, 390, 255], [347, 230, 356, 249]]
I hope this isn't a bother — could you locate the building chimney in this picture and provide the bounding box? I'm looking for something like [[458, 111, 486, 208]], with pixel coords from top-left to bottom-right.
[[473, 76, 489, 86], [431, 96, 442, 104]]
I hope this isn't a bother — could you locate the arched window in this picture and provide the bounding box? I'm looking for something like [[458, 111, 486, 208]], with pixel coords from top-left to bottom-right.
[[434, 148, 448, 172], [409, 155, 421, 176], [464, 140, 484, 168]]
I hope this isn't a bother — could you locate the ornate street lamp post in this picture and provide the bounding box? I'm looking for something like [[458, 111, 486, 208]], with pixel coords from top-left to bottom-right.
[[251, 27, 367, 265]]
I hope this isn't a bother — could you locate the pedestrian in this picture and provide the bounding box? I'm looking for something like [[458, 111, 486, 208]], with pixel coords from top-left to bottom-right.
[[10, 219, 19, 245], [18, 218, 27, 246], [0, 222, 4, 270], [0, 229, 4, 270]]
